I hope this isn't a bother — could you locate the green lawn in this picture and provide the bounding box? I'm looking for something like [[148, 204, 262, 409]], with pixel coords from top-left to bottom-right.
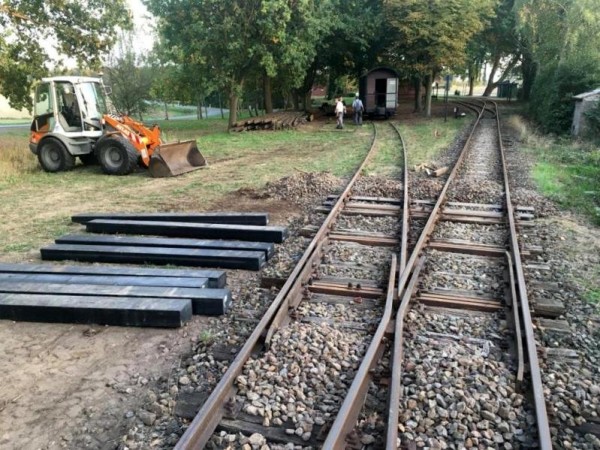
[[527, 139, 600, 226], [0, 114, 464, 260]]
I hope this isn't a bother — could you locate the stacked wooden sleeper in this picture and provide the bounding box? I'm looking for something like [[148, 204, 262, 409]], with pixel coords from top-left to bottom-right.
[[0, 263, 229, 327], [42, 212, 286, 270], [0, 212, 287, 328]]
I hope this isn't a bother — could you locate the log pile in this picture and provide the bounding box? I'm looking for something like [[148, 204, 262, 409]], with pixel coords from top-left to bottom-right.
[[231, 111, 313, 132]]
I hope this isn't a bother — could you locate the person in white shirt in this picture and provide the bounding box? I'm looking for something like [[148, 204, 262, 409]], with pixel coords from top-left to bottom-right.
[[335, 97, 346, 129], [352, 93, 364, 126]]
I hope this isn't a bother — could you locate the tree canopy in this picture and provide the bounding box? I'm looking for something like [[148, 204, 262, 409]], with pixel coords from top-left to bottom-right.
[[3, 0, 599, 135], [0, 0, 131, 110]]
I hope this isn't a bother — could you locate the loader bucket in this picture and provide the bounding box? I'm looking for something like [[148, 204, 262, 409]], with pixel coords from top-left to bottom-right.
[[148, 140, 207, 178]]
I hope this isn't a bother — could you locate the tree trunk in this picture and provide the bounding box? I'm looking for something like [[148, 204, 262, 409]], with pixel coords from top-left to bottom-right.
[[228, 92, 239, 129], [163, 101, 169, 120], [424, 73, 433, 117], [292, 90, 300, 110], [197, 98, 203, 119], [520, 47, 537, 101], [469, 74, 475, 96], [468, 64, 476, 96], [264, 75, 273, 114], [219, 92, 224, 119], [413, 77, 422, 113], [483, 56, 501, 97], [483, 53, 521, 97], [303, 90, 311, 111]]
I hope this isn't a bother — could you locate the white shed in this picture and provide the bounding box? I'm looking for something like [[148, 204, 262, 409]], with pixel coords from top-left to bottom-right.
[[572, 88, 600, 137]]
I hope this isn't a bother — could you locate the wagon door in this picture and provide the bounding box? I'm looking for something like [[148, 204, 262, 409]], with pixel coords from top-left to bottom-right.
[[386, 78, 398, 110]]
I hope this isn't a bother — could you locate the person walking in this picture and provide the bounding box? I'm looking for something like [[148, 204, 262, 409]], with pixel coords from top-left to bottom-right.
[[352, 93, 364, 125], [335, 97, 346, 129]]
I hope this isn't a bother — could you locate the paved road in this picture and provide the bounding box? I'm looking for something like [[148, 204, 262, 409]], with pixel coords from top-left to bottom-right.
[[0, 108, 227, 135], [0, 123, 29, 134]]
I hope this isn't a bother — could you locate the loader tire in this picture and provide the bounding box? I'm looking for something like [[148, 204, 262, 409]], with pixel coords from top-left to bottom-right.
[[96, 135, 139, 175], [38, 138, 75, 173]]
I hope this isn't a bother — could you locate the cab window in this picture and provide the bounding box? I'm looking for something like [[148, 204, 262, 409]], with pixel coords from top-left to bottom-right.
[[34, 83, 54, 117]]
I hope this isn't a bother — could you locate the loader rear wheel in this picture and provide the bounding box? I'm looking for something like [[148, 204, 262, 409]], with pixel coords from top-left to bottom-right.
[[96, 136, 139, 175], [38, 138, 75, 173]]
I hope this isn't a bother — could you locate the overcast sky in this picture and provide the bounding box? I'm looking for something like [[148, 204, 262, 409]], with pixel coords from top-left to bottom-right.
[[126, 0, 157, 53]]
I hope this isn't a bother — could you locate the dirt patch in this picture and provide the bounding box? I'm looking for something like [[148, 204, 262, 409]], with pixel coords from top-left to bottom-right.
[[0, 171, 342, 450]]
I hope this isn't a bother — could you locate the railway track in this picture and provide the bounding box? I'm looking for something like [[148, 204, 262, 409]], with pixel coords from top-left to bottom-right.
[[386, 100, 551, 449], [175, 122, 409, 449], [175, 101, 552, 449]]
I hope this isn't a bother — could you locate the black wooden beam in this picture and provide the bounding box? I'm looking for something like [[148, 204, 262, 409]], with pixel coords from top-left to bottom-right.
[[56, 234, 275, 259], [41, 244, 267, 271], [72, 212, 269, 226], [0, 282, 232, 316], [0, 273, 208, 289], [85, 219, 288, 243], [0, 294, 192, 328], [0, 263, 226, 288]]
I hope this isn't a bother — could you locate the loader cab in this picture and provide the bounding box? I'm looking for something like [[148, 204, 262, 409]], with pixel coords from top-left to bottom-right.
[[31, 77, 108, 136]]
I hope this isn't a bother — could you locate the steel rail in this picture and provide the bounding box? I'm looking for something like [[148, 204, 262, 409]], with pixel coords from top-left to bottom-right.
[[505, 250, 525, 386], [322, 254, 397, 449], [321, 122, 409, 448], [390, 123, 410, 272], [495, 103, 552, 449], [386, 102, 488, 448], [174, 124, 380, 450]]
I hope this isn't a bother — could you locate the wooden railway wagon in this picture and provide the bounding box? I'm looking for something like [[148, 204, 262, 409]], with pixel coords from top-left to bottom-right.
[[358, 67, 399, 118]]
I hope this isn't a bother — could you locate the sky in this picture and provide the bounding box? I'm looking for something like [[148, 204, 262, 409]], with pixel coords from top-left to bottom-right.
[[126, 0, 157, 54]]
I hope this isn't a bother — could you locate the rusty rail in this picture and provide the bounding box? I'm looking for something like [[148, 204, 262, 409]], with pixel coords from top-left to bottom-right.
[[174, 125, 380, 450], [495, 103, 552, 448], [321, 122, 409, 448], [321, 254, 397, 449]]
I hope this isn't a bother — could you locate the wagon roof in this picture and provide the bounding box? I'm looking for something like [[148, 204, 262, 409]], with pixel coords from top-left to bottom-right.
[[361, 67, 400, 78]]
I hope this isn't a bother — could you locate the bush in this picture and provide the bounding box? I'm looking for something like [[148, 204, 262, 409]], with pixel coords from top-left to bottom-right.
[[584, 100, 600, 135], [529, 59, 600, 134]]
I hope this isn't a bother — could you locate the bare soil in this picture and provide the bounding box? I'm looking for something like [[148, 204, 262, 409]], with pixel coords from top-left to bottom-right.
[[0, 185, 298, 450]]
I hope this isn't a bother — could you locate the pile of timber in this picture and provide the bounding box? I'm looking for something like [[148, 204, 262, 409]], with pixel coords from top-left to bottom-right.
[[0, 263, 230, 328], [231, 111, 313, 132], [41, 212, 287, 271]]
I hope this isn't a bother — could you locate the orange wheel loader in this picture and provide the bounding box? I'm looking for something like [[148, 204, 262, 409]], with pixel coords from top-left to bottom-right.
[[29, 76, 207, 177]]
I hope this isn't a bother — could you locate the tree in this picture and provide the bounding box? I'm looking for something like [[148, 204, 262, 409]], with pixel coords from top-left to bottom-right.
[[385, 0, 494, 116], [146, 0, 291, 128], [104, 35, 154, 120], [259, 0, 335, 112], [477, 0, 521, 96], [0, 0, 131, 110], [515, 0, 600, 132]]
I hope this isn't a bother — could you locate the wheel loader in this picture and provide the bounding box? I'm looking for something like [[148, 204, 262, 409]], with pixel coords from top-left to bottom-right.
[[29, 76, 207, 177]]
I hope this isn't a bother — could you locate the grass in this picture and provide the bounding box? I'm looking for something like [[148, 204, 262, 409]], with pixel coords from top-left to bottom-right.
[[398, 118, 466, 166], [0, 113, 464, 260], [509, 116, 600, 226]]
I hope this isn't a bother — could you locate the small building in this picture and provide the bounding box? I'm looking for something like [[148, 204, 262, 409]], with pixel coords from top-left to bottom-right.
[[572, 88, 600, 138], [358, 67, 399, 118], [496, 81, 518, 99]]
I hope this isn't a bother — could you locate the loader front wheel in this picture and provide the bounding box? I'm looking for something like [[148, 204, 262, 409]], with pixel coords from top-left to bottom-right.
[[38, 138, 75, 173], [96, 136, 139, 175]]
